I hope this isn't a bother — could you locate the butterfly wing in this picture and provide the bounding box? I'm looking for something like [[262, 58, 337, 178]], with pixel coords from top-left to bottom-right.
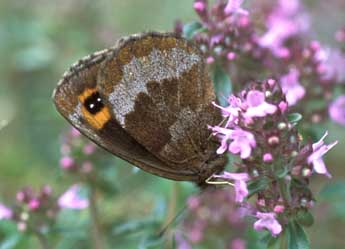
[[98, 32, 223, 173], [53, 47, 200, 181]]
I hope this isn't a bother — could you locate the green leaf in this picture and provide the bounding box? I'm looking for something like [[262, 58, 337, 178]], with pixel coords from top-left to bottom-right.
[[112, 219, 160, 236], [182, 21, 205, 40], [320, 181, 345, 200], [0, 234, 21, 249], [287, 221, 310, 249], [295, 210, 314, 227], [247, 178, 269, 196], [319, 181, 345, 219], [287, 113, 302, 124], [212, 64, 232, 106], [275, 166, 289, 178], [138, 234, 164, 249]]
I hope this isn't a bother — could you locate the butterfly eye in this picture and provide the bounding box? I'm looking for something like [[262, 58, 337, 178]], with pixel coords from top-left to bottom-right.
[[84, 92, 105, 115]]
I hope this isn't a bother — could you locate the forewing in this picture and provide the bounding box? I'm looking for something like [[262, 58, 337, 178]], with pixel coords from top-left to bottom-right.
[[98, 32, 222, 168], [53, 48, 199, 181]]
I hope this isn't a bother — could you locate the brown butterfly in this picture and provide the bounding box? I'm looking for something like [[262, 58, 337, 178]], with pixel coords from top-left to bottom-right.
[[53, 32, 226, 184]]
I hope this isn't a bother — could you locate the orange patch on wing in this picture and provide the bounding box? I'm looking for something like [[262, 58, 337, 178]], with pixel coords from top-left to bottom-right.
[[79, 88, 97, 103], [81, 106, 111, 129], [78, 88, 111, 129]]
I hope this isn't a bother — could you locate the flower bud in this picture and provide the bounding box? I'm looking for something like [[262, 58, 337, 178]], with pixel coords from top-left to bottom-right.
[[227, 51, 236, 61], [193, 1, 206, 13], [28, 198, 40, 211], [263, 153, 273, 162], [268, 136, 279, 146], [302, 168, 312, 177], [16, 191, 25, 203], [20, 212, 29, 221], [273, 205, 285, 213], [60, 156, 75, 170], [17, 222, 27, 232], [277, 122, 287, 130], [278, 101, 288, 113], [291, 150, 298, 157], [267, 79, 276, 87], [206, 56, 215, 64]]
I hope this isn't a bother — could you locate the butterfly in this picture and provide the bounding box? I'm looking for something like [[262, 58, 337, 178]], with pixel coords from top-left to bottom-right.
[[53, 32, 227, 184]]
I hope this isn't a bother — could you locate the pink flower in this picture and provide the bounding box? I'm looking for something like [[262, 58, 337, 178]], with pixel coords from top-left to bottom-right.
[[318, 48, 345, 82], [70, 128, 81, 137], [244, 90, 277, 118], [254, 212, 282, 236], [60, 156, 75, 170], [307, 131, 338, 178], [213, 172, 250, 202], [212, 95, 242, 126], [258, 0, 309, 56], [28, 198, 40, 210], [58, 185, 89, 209], [229, 129, 256, 158], [231, 238, 246, 249], [175, 231, 192, 249], [0, 203, 12, 220], [329, 96, 345, 125], [273, 205, 285, 213], [211, 126, 256, 159], [263, 153, 273, 162], [193, 1, 206, 12], [83, 143, 96, 155], [280, 68, 305, 106], [224, 0, 248, 16]]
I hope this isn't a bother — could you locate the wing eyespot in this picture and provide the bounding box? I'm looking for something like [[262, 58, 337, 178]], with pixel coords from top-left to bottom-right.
[[78, 88, 111, 129]]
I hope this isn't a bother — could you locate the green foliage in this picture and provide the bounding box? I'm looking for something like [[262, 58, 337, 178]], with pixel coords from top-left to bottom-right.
[[320, 181, 345, 219], [287, 113, 303, 124], [286, 221, 310, 249], [212, 64, 233, 106]]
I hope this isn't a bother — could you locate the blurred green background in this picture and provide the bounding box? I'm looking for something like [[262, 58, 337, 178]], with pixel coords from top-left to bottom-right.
[[0, 0, 345, 248]]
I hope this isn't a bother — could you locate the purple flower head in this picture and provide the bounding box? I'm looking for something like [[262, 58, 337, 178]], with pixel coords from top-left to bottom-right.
[[58, 185, 89, 209], [224, 0, 248, 16], [229, 129, 256, 158], [211, 126, 256, 159], [329, 95, 345, 125], [307, 131, 338, 178], [244, 90, 277, 118], [0, 203, 12, 220], [280, 68, 305, 106], [213, 172, 250, 202], [317, 48, 345, 82], [212, 95, 242, 126], [254, 212, 282, 236], [259, 0, 309, 56]]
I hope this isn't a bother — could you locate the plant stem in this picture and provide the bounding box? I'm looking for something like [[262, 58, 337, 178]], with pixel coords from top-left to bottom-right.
[[279, 230, 288, 249], [89, 187, 104, 249], [35, 232, 50, 249], [278, 178, 290, 207], [163, 182, 179, 249]]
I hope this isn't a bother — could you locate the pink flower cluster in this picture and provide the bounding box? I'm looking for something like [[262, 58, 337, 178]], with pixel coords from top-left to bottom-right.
[[0, 185, 88, 233], [176, 188, 247, 249], [209, 80, 337, 236], [186, 0, 345, 127], [59, 128, 98, 175]]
